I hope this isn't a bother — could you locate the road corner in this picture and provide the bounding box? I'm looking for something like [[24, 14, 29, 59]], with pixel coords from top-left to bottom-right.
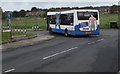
[[1, 34, 54, 51]]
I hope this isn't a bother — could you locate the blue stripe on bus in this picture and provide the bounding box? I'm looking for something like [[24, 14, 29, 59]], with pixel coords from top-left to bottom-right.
[[51, 25, 100, 35], [52, 28, 64, 34], [69, 26, 100, 35]]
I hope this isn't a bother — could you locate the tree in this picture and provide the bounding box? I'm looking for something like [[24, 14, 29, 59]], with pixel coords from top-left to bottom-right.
[[19, 10, 26, 17], [0, 7, 6, 20], [110, 5, 118, 13], [13, 11, 19, 17], [1, 9, 7, 20], [31, 7, 39, 12]]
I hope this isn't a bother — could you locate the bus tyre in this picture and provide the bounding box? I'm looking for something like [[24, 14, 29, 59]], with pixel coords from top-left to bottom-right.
[[49, 27, 52, 34], [65, 29, 69, 37]]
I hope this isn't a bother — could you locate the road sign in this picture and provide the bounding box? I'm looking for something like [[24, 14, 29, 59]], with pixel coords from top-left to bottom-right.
[[8, 13, 12, 20], [7, 13, 12, 40]]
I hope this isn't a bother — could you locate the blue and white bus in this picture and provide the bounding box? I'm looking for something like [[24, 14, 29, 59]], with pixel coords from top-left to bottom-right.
[[47, 10, 100, 36]]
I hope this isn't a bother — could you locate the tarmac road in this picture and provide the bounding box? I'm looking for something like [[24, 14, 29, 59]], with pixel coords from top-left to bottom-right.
[[2, 29, 118, 73]]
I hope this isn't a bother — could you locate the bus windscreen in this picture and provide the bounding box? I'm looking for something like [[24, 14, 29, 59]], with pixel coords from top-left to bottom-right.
[[77, 12, 98, 20]]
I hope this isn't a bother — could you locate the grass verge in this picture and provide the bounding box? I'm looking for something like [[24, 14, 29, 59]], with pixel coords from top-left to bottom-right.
[[100, 14, 118, 29], [2, 17, 46, 29], [1, 32, 37, 44]]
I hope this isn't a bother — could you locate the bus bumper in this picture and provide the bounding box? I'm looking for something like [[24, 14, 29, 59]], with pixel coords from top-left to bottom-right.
[[69, 29, 100, 35]]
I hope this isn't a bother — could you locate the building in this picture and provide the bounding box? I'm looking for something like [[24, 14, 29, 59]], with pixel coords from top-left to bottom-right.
[[95, 6, 110, 14], [26, 11, 45, 17]]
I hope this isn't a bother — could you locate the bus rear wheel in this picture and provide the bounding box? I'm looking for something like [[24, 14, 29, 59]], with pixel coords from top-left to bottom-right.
[[65, 29, 69, 37], [49, 27, 53, 34]]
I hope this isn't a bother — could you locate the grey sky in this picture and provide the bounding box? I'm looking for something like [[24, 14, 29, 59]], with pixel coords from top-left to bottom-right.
[[1, 0, 119, 2], [1, 2, 118, 12]]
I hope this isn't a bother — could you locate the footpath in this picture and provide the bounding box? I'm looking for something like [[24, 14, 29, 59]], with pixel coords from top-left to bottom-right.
[[0, 34, 54, 51]]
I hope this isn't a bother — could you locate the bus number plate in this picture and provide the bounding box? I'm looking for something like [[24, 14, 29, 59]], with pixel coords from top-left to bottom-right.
[[86, 32, 91, 33]]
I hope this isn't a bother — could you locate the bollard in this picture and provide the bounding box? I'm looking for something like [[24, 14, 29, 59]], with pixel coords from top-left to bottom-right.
[[32, 25, 40, 31]]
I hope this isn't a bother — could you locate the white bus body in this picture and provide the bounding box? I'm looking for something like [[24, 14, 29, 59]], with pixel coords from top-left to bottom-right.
[[47, 10, 100, 36]]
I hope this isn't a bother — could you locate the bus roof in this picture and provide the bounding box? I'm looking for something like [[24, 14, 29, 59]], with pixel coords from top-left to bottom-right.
[[47, 12, 59, 15], [47, 9, 99, 15]]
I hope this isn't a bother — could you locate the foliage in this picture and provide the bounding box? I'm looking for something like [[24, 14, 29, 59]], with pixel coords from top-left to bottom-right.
[[2, 5, 119, 18], [110, 5, 118, 14], [31, 7, 39, 12], [2, 32, 36, 41]]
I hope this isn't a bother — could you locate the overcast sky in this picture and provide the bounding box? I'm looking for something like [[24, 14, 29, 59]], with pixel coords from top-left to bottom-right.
[[1, 0, 119, 12]]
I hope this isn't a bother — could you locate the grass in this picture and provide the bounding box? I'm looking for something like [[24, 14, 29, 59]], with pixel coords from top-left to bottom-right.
[[2, 14, 119, 29], [100, 14, 118, 29], [2, 32, 11, 41], [2, 17, 46, 29], [1, 32, 36, 42]]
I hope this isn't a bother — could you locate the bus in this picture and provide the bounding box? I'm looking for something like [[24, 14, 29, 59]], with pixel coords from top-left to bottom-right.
[[47, 10, 100, 36]]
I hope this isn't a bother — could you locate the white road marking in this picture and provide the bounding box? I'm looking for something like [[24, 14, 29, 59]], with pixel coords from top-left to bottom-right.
[[24, 30, 27, 32], [18, 29, 20, 32], [21, 30, 23, 32], [4, 68, 15, 73], [88, 41, 95, 44], [97, 38, 104, 41], [2, 30, 11, 32], [118, 70, 120, 74], [43, 47, 78, 60], [88, 38, 104, 44], [15, 29, 17, 31]]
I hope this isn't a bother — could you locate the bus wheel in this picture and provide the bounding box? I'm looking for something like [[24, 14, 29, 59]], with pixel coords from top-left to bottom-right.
[[65, 29, 69, 37], [49, 27, 52, 34]]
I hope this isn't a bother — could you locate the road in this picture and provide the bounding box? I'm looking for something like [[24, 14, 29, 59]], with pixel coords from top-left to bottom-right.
[[2, 29, 118, 73]]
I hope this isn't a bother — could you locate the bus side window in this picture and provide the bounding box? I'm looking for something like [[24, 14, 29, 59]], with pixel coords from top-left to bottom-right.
[[50, 15, 56, 24], [68, 13, 74, 25], [60, 13, 73, 25], [60, 14, 67, 25]]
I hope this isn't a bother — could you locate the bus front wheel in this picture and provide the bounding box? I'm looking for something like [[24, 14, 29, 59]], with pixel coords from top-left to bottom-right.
[[49, 27, 53, 34], [65, 29, 69, 37]]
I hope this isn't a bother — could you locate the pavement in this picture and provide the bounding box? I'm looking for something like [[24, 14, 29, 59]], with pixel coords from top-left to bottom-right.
[[2, 29, 119, 73], [1, 33, 54, 51]]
